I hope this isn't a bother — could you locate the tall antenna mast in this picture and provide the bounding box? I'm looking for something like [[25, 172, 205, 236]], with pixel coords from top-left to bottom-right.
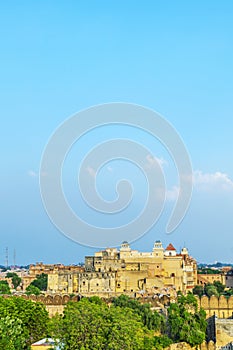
[[5, 247, 9, 268], [13, 248, 16, 267]]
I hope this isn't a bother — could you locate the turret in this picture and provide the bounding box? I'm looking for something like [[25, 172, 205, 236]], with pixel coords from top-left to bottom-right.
[[152, 240, 164, 258], [181, 247, 189, 256], [120, 241, 131, 252], [164, 243, 177, 257]]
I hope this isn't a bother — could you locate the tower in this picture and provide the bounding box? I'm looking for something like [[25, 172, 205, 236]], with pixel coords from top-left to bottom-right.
[[5, 247, 9, 268], [152, 240, 164, 258], [120, 241, 131, 252], [13, 248, 16, 267]]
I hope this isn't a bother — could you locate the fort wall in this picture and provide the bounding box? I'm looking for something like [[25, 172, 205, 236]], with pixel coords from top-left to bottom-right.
[[12, 294, 233, 319], [196, 295, 233, 319]]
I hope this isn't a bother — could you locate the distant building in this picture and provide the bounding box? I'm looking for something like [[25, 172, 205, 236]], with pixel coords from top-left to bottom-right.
[[21, 263, 84, 292], [31, 338, 61, 349], [47, 241, 197, 296], [226, 270, 233, 289], [197, 273, 226, 286]]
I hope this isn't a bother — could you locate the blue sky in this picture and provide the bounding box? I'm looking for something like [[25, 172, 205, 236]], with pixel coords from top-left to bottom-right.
[[0, 1, 233, 265]]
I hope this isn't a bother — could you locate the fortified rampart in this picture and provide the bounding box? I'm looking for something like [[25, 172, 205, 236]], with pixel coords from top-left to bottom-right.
[[15, 293, 166, 316], [3, 293, 233, 318], [197, 295, 233, 319], [7, 294, 233, 319], [2, 293, 232, 318], [9, 293, 80, 317]]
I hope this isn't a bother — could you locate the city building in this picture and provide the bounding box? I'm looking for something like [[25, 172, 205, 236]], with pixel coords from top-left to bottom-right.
[[197, 273, 226, 286]]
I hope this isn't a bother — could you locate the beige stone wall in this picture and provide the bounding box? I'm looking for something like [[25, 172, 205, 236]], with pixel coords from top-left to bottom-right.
[[215, 319, 233, 349], [198, 296, 233, 318], [165, 342, 215, 350], [198, 274, 226, 286], [78, 272, 116, 293]]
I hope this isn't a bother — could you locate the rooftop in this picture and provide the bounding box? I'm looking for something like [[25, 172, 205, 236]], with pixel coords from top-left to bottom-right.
[[165, 243, 176, 251]]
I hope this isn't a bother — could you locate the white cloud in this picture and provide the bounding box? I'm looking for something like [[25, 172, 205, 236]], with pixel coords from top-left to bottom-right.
[[107, 166, 113, 172], [193, 170, 233, 192], [28, 170, 37, 177], [86, 166, 96, 178], [28, 170, 47, 177], [163, 170, 233, 202], [145, 154, 168, 169], [166, 186, 180, 201]]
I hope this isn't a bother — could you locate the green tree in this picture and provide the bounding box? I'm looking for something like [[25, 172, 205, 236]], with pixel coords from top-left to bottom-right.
[[198, 268, 221, 274], [152, 335, 173, 350], [0, 316, 26, 350], [6, 272, 22, 289], [204, 284, 219, 297], [31, 273, 48, 291], [52, 298, 149, 350], [0, 296, 49, 349], [213, 281, 225, 294], [107, 306, 147, 350], [26, 284, 41, 295], [167, 293, 207, 347], [59, 298, 110, 349], [0, 280, 11, 294], [112, 294, 165, 332], [222, 289, 233, 297], [192, 285, 204, 297]]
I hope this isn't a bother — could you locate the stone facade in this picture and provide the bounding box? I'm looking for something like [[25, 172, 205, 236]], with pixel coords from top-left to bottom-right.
[[47, 241, 197, 295], [165, 343, 215, 350], [14, 263, 84, 292], [197, 296, 233, 319], [207, 315, 233, 349], [198, 273, 226, 286]]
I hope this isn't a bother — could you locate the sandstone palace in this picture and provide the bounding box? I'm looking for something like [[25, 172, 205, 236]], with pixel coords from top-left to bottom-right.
[[47, 241, 197, 296]]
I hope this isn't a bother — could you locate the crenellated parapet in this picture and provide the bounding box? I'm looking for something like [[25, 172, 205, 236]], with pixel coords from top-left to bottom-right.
[[196, 295, 233, 318], [19, 293, 82, 305]]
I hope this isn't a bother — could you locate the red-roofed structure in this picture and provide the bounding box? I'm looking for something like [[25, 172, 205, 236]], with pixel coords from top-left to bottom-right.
[[165, 243, 176, 251]]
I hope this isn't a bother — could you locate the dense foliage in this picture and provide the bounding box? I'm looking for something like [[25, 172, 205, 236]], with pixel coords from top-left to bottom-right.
[[167, 293, 207, 347], [52, 297, 148, 350], [31, 273, 48, 291], [112, 294, 165, 331], [6, 272, 22, 290], [50, 294, 207, 349], [193, 281, 230, 297], [25, 273, 48, 295], [198, 268, 221, 274], [0, 296, 49, 349], [0, 294, 208, 349], [0, 316, 26, 349], [0, 280, 11, 294], [25, 284, 41, 295]]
